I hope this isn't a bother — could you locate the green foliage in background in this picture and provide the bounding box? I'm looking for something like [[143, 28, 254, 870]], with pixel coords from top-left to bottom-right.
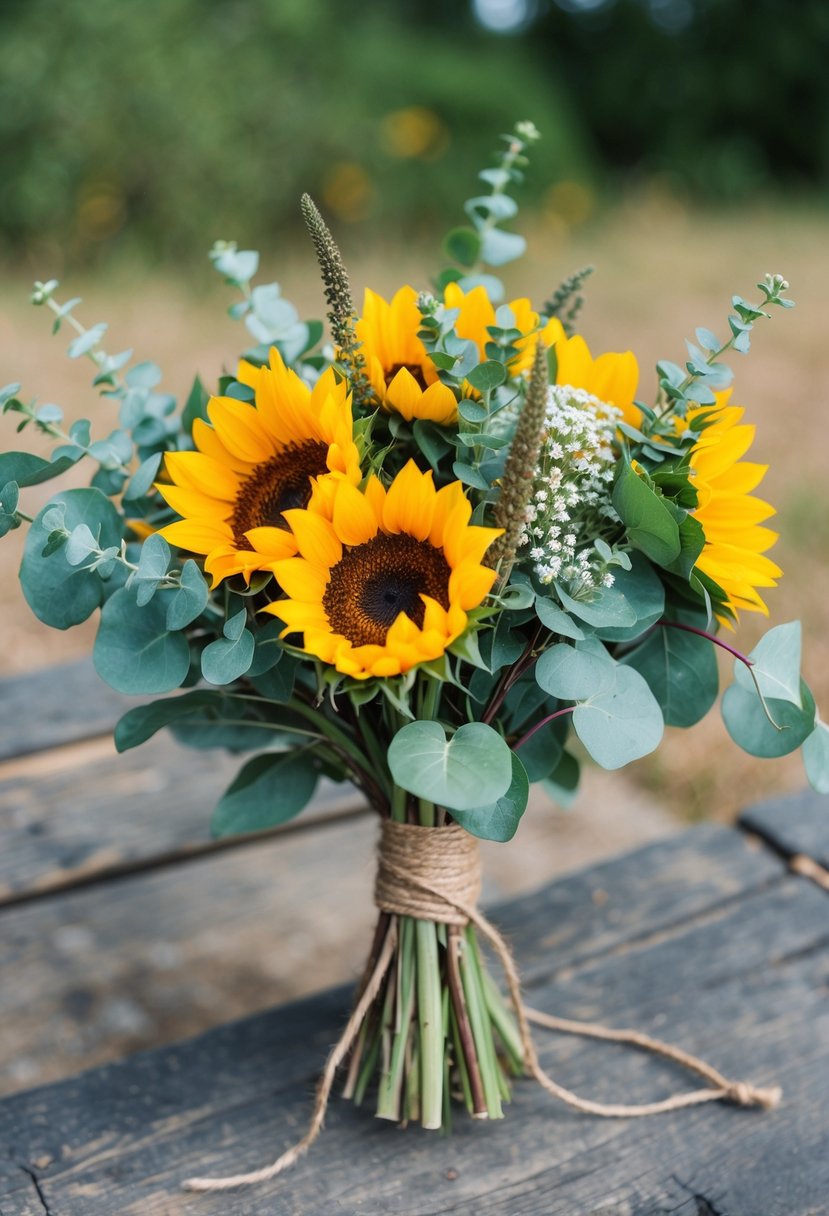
[[0, 0, 587, 264]]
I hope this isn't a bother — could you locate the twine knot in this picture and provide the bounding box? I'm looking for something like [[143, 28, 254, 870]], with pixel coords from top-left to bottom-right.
[[374, 820, 481, 926], [726, 1081, 782, 1111]]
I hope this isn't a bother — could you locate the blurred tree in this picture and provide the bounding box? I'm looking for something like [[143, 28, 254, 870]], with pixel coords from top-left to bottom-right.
[[0, 0, 588, 264]]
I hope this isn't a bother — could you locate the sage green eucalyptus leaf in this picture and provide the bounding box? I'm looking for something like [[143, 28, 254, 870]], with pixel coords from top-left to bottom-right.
[[94, 587, 190, 694], [536, 642, 616, 701], [733, 621, 803, 707], [612, 461, 681, 567], [466, 361, 507, 393], [480, 228, 527, 267], [444, 226, 483, 269], [722, 679, 816, 758], [555, 581, 637, 630], [803, 721, 829, 794], [593, 555, 666, 642], [450, 752, 529, 842], [165, 560, 209, 631], [21, 488, 122, 629], [0, 451, 76, 488], [622, 624, 718, 727], [201, 609, 255, 685], [388, 720, 513, 811], [533, 596, 584, 640], [211, 751, 320, 838], [114, 690, 227, 751], [123, 452, 163, 502], [573, 665, 664, 769]]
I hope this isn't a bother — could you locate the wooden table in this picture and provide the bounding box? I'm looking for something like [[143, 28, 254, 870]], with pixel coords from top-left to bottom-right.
[[1, 663, 828, 1214]]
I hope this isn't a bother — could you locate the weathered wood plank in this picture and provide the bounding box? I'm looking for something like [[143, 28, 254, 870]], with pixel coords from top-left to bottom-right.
[[0, 659, 131, 761], [0, 840, 825, 1215], [0, 731, 366, 907], [0, 824, 777, 1098], [740, 787, 829, 869]]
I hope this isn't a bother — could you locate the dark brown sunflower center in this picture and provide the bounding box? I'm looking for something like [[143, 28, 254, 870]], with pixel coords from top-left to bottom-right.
[[323, 533, 451, 647], [386, 361, 428, 390], [230, 440, 329, 549]]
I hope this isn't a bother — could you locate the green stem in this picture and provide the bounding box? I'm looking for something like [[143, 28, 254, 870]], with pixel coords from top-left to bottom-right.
[[460, 926, 503, 1118], [482, 968, 525, 1076], [416, 919, 444, 1129], [376, 917, 415, 1121]]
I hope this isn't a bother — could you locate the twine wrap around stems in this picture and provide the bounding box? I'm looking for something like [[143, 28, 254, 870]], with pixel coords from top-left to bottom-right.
[[184, 819, 781, 1194]]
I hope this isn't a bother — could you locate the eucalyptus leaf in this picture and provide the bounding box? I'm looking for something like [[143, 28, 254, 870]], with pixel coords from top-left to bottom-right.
[[573, 665, 664, 769], [722, 679, 816, 758], [733, 621, 803, 708], [211, 751, 319, 838], [0, 451, 76, 488], [165, 560, 209, 630], [534, 597, 585, 640], [201, 621, 255, 685], [622, 624, 718, 727], [802, 720, 829, 794], [94, 588, 190, 694], [536, 643, 616, 701], [450, 752, 529, 842], [388, 720, 513, 811], [20, 488, 122, 629], [115, 690, 227, 751], [542, 750, 580, 808]]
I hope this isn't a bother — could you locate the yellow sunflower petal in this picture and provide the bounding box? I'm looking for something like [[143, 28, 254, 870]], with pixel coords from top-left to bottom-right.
[[283, 508, 342, 568], [208, 396, 275, 463], [159, 518, 232, 554], [333, 479, 381, 547], [164, 451, 242, 500], [382, 460, 435, 541]]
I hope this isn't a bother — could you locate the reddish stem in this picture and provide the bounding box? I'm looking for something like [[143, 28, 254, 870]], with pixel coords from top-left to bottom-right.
[[513, 705, 575, 752], [660, 619, 754, 668]]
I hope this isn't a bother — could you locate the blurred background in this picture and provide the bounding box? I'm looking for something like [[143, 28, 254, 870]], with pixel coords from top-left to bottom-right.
[[1, 0, 828, 822]]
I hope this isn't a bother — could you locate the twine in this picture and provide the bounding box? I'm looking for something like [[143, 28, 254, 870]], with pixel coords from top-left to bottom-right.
[[184, 820, 780, 1193]]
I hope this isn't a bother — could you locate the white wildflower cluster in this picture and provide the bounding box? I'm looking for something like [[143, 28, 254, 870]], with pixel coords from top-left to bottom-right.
[[521, 384, 622, 593]]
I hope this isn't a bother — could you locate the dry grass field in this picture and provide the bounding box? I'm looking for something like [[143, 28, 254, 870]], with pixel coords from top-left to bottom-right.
[[2, 194, 827, 825]]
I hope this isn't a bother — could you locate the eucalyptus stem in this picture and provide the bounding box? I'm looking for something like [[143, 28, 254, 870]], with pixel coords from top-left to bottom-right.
[[459, 927, 503, 1118], [376, 917, 415, 1121]]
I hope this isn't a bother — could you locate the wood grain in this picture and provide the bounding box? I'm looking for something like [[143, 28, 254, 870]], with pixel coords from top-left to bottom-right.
[[740, 788, 829, 869], [3, 826, 825, 1215]]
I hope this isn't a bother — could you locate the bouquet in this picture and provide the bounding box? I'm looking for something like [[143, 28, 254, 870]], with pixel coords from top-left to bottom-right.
[[1, 122, 825, 1190]]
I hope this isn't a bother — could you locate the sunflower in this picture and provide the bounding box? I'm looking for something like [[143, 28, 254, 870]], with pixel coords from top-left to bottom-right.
[[355, 286, 458, 425], [266, 460, 502, 679], [443, 282, 563, 379], [548, 326, 642, 429], [685, 395, 781, 618], [157, 349, 361, 586]]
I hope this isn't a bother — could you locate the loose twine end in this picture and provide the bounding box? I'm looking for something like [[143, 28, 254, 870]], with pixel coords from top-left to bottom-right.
[[182, 820, 781, 1192]]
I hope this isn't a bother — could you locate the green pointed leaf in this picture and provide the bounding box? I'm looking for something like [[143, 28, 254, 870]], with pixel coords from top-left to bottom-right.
[[450, 752, 529, 842], [573, 666, 664, 769], [94, 588, 190, 694], [0, 451, 76, 488], [211, 751, 320, 838], [114, 691, 226, 751], [388, 720, 513, 811], [612, 461, 681, 567]]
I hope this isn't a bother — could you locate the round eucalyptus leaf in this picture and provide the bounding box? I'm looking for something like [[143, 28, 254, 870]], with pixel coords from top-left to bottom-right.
[[388, 720, 513, 811], [803, 721, 829, 794], [450, 752, 529, 842], [733, 621, 803, 707], [94, 587, 190, 694], [593, 555, 666, 642], [21, 488, 122, 629], [536, 643, 615, 701], [573, 665, 664, 769], [722, 679, 816, 758], [201, 626, 255, 685]]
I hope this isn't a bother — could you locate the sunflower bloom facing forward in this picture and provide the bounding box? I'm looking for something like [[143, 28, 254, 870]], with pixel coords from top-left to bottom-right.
[[355, 286, 458, 425], [686, 396, 781, 618], [158, 349, 361, 586], [267, 461, 502, 679]]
